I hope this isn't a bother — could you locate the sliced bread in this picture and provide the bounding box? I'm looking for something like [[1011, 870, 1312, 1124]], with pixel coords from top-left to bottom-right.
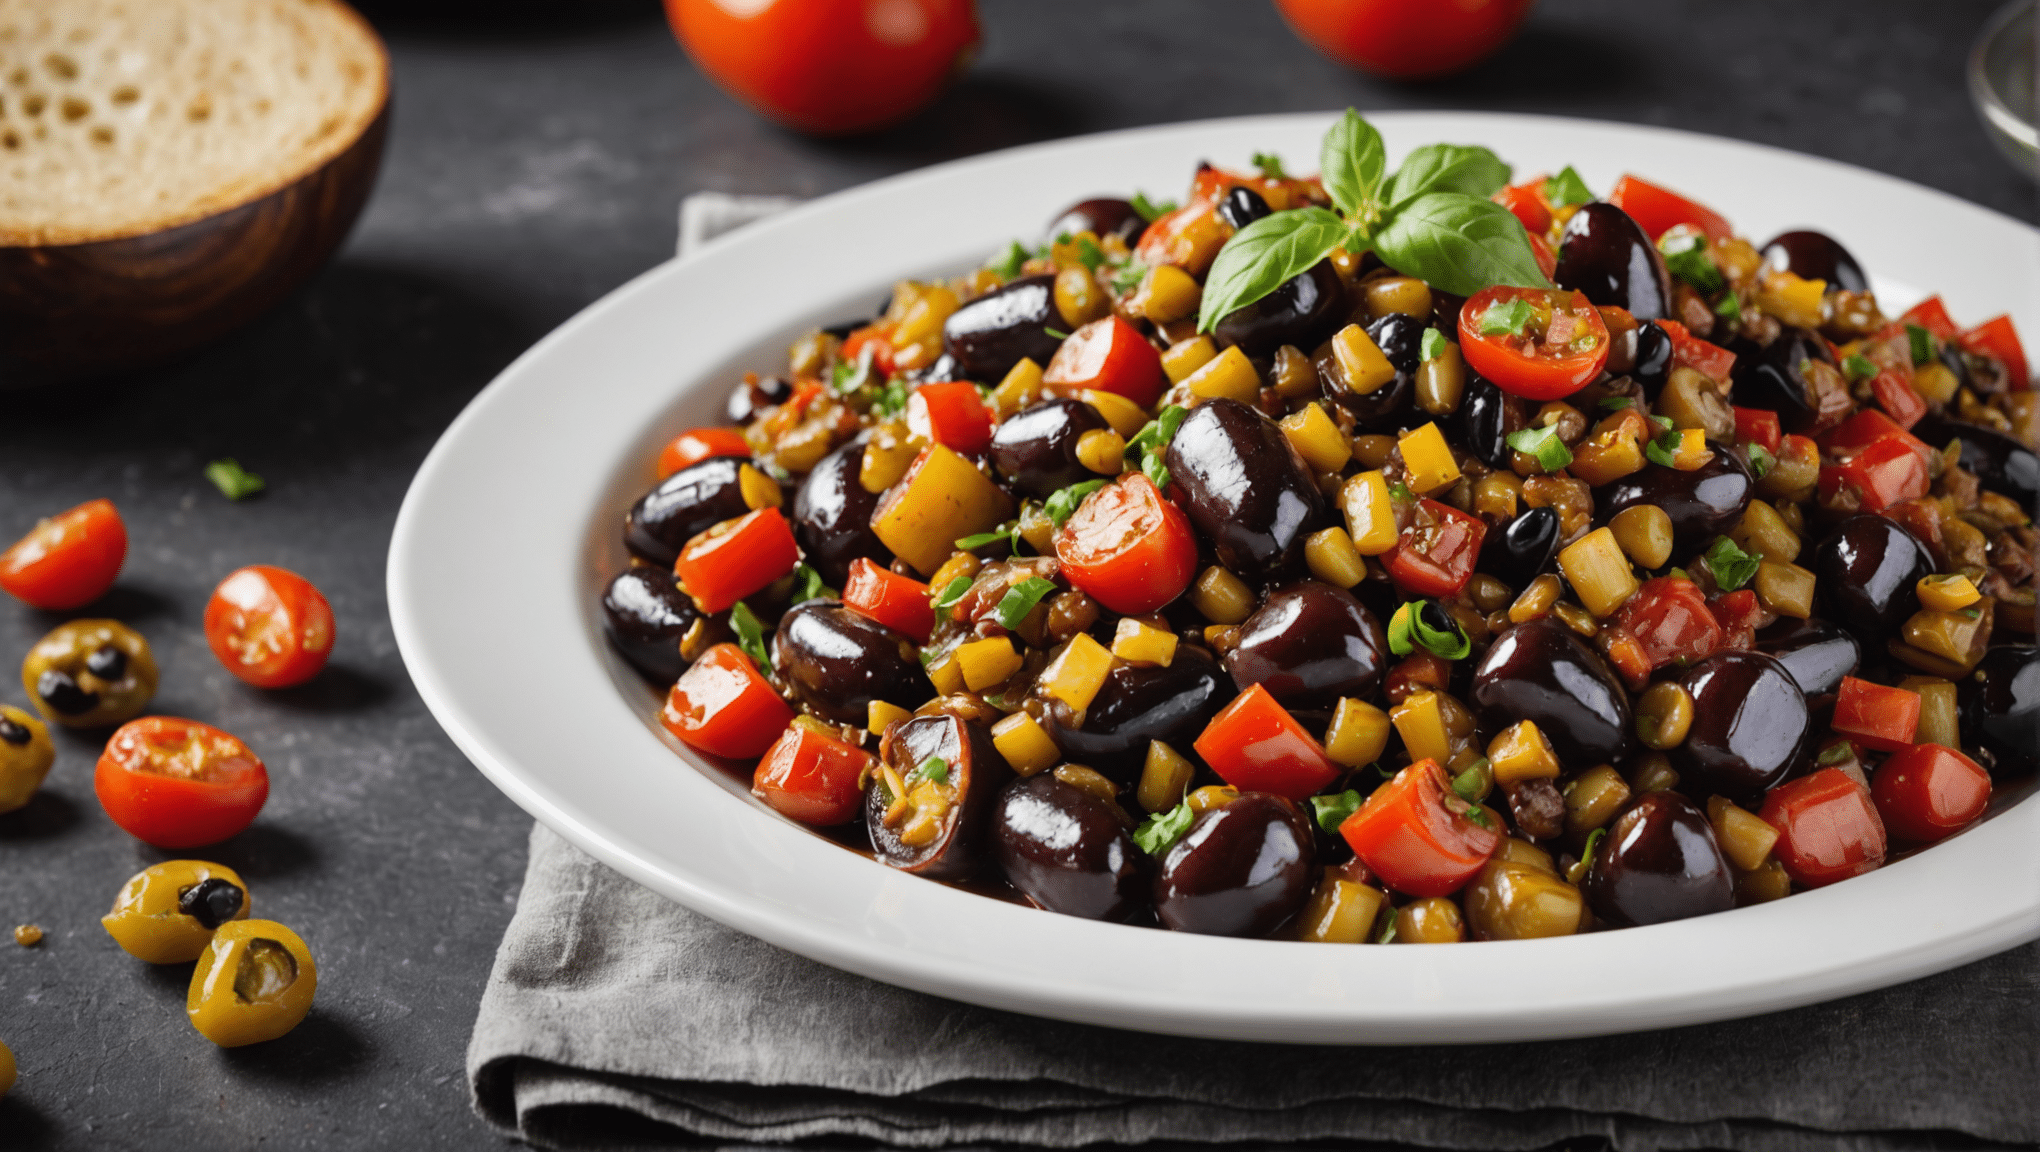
[[0, 0, 387, 248]]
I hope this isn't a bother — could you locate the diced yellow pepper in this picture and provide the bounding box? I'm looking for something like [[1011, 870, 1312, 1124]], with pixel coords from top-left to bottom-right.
[[1488, 720, 1561, 784], [1389, 690, 1452, 765], [1040, 632, 1115, 713], [926, 652, 966, 696], [1669, 428, 1713, 471], [1279, 404, 1351, 473], [1339, 470, 1399, 555], [868, 700, 912, 737], [1756, 270, 1826, 330], [991, 358, 1044, 418], [1706, 795, 1781, 872], [1917, 574, 1981, 613], [1187, 784, 1238, 814], [1081, 389, 1149, 437], [1184, 345, 1260, 403], [1330, 323, 1396, 395], [1398, 422, 1461, 495], [1161, 336, 1217, 384], [1304, 527, 1366, 588], [1568, 430, 1645, 487], [991, 711, 1059, 776], [1557, 527, 1638, 617], [956, 636, 1023, 692], [1189, 566, 1255, 624], [870, 445, 1015, 576], [1135, 264, 1203, 324], [1111, 618, 1178, 666], [1897, 675, 1961, 748], [1325, 697, 1391, 768], [1137, 740, 1196, 812], [1295, 874, 1387, 944]]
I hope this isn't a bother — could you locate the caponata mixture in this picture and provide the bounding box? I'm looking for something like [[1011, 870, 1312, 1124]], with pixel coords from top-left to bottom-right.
[[605, 110, 2038, 943]]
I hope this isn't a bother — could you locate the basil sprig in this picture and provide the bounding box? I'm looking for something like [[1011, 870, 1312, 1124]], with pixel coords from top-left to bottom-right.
[[1197, 109, 1547, 333], [994, 576, 1059, 630], [1134, 799, 1196, 856], [1704, 536, 1761, 591]]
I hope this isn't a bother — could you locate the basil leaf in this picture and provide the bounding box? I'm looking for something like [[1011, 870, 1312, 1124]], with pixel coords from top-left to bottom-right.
[[1373, 192, 1553, 298], [1311, 789, 1364, 836], [1045, 479, 1108, 527], [1412, 600, 1471, 660], [1133, 799, 1196, 856], [791, 562, 835, 603], [932, 575, 972, 620], [1196, 206, 1351, 333], [1130, 191, 1176, 223], [871, 379, 909, 420], [1745, 442, 1775, 479], [1075, 236, 1105, 272], [1704, 535, 1761, 591], [1659, 232, 1724, 294], [995, 576, 1058, 630], [1713, 290, 1742, 320], [1143, 451, 1171, 491], [1506, 424, 1573, 471], [1126, 405, 1190, 459], [1906, 323, 1934, 365], [1320, 108, 1387, 220], [987, 240, 1030, 280], [1386, 142, 1511, 210], [729, 601, 771, 668], [1420, 328, 1448, 362], [1252, 150, 1287, 179], [1387, 601, 1416, 656], [1543, 165, 1593, 207], [1598, 395, 1634, 411], [1477, 296, 1534, 336], [205, 458, 265, 501]]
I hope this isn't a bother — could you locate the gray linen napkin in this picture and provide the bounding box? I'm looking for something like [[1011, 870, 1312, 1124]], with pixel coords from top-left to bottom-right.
[[467, 194, 2040, 1149]]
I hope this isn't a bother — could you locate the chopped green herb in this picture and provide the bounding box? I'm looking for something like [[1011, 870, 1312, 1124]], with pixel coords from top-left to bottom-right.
[[1075, 236, 1105, 272], [1463, 804, 1492, 830], [1044, 327, 1071, 340], [1477, 296, 1535, 337], [955, 528, 1015, 551], [1420, 328, 1448, 362], [1311, 790, 1364, 836], [1450, 765, 1485, 804], [729, 601, 770, 668], [1704, 535, 1761, 591], [871, 379, 909, 420], [1251, 151, 1287, 179], [1143, 451, 1171, 492], [1054, 231, 1073, 246], [1659, 232, 1724, 294], [987, 240, 1030, 280], [995, 576, 1059, 630], [1133, 799, 1197, 856], [1598, 395, 1635, 411], [1580, 826, 1607, 865], [1110, 256, 1151, 295], [1388, 480, 1416, 503], [1841, 353, 1879, 382], [1377, 912, 1399, 945], [1045, 479, 1108, 527], [932, 575, 972, 620], [909, 755, 950, 786], [1713, 290, 1743, 320], [1543, 166, 1593, 207], [1126, 405, 1190, 460], [205, 458, 265, 501], [1907, 324, 1935, 365], [791, 563, 835, 603], [1960, 606, 1982, 620], [1506, 423, 1574, 471], [1817, 741, 1855, 765], [1746, 442, 1775, 480], [1650, 413, 1676, 431], [1130, 191, 1177, 223], [1644, 425, 1684, 468]]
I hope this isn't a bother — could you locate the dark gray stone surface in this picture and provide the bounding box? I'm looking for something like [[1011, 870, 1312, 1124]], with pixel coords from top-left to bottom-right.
[[0, 1, 2030, 1147]]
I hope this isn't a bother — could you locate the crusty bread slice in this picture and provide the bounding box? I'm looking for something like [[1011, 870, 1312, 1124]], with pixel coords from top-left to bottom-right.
[[0, 0, 387, 247]]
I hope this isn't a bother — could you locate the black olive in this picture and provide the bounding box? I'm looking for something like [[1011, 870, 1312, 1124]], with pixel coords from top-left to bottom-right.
[[0, 716, 27, 745], [1153, 793, 1316, 937], [1594, 449, 1754, 559], [1450, 373, 1526, 468], [1810, 514, 1933, 644], [993, 774, 1150, 922], [1477, 506, 1561, 590], [943, 274, 1063, 382], [1217, 186, 1271, 230], [867, 714, 1012, 881], [85, 645, 128, 680], [177, 878, 246, 930], [1047, 198, 1146, 245], [989, 398, 1112, 499], [1047, 647, 1228, 783], [36, 670, 98, 716], [727, 374, 794, 425], [1471, 618, 1633, 767], [1727, 326, 1836, 433], [1759, 230, 1868, 295], [1753, 617, 1860, 700], [772, 602, 931, 726], [1958, 645, 2040, 778], [1631, 320, 1675, 398], [1553, 203, 1673, 320], [1225, 581, 1388, 708], [1671, 650, 1809, 801], [624, 456, 754, 566], [791, 441, 893, 587], [601, 567, 700, 685], [1213, 260, 1346, 359], [1163, 399, 1329, 585], [1582, 792, 1734, 927], [1912, 414, 2040, 507]]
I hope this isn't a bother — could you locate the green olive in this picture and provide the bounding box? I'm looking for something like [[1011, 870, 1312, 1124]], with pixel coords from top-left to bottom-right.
[[21, 619, 157, 729], [0, 705, 54, 813]]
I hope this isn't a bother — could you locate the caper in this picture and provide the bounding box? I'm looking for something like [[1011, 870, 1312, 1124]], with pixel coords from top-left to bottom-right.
[[20, 619, 157, 728], [0, 705, 54, 814]]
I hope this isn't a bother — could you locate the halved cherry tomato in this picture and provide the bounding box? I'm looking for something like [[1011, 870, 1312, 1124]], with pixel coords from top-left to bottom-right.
[[1870, 743, 1991, 843], [1831, 676, 1921, 752], [1338, 759, 1500, 898], [1053, 472, 1195, 616], [661, 643, 793, 759], [1615, 577, 1722, 672], [1758, 767, 1887, 888], [1042, 316, 1165, 409], [1959, 314, 2030, 391], [752, 723, 875, 826], [0, 499, 127, 610], [1732, 407, 1781, 454], [1867, 366, 1927, 430], [1193, 684, 1339, 800], [1527, 232, 1557, 281], [1457, 286, 1611, 401], [673, 507, 800, 614], [1135, 199, 1228, 277], [841, 557, 933, 644], [203, 566, 336, 690], [1898, 296, 1960, 341], [1382, 499, 1486, 599], [1706, 588, 1763, 652], [1606, 174, 1732, 242], [657, 427, 752, 479], [906, 381, 994, 455], [1655, 319, 1737, 381], [1493, 181, 1552, 234], [1272, 0, 1533, 80], [1818, 435, 1930, 513], [95, 717, 269, 849]]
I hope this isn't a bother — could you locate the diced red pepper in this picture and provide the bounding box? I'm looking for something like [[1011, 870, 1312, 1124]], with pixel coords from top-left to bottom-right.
[[1870, 743, 1992, 843], [673, 507, 800, 614], [840, 557, 934, 643], [1655, 319, 1737, 381], [840, 327, 897, 376], [656, 427, 752, 479], [752, 723, 876, 826], [1043, 316, 1165, 408], [1194, 684, 1340, 801], [1819, 435, 1930, 513], [1732, 406, 1782, 454], [1822, 409, 1932, 468], [1759, 767, 1887, 889], [1607, 174, 1733, 242], [1338, 759, 1501, 898], [1867, 367, 1927, 430], [1382, 499, 1486, 599], [1615, 577, 1723, 671], [1959, 314, 2030, 391], [1898, 296, 1960, 341], [906, 381, 994, 455], [1135, 199, 1228, 276], [1831, 676, 1921, 752], [1493, 182, 1552, 234], [1707, 589, 1763, 651], [661, 643, 795, 759]]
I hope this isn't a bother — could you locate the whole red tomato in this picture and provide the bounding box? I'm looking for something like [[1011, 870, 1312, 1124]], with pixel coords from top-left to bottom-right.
[[667, 0, 980, 135], [205, 565, 336, 689], [1273, 0, 1535, 80]]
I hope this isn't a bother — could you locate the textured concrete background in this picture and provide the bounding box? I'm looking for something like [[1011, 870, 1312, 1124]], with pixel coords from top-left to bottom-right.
[[0, 0, 2031, 1147]]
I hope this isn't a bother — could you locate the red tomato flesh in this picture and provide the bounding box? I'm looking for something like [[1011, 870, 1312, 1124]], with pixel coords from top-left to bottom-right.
[[1457, 286, 1611, 401], [1831, 677, 1921, 752], [752, 723, 875, 826], [1959, 314, 2029, 390], [0, 498, 127, 610], [1338, 759, 1501, 898], [204, 566, 336, 689], [95, 717, 270, 849], [1819, 435, 1930, 513], [1655, 319, 1737, 380], [1758, 767, 1887, 888], [1870, 743, 1991, 843], [673, 507, 799, 614], [662, 643, 794, 759], [1273, 0, 1533, 80], [1493, 182, 1551, 234], [657, 427, 752, 479], [1607, 174, 1733, 242], [1615, 577, 1723, 672], [1383, 499, 1486, 599], [841, 557, 934, 644], [1042, 316, 1164, 409], [1732, 407, 1781, 454], [906, 381, 994, 455], [1194, 684, 1340, 800], [1053, 473, 1196, 616], [1898, 296, 1960, 341]]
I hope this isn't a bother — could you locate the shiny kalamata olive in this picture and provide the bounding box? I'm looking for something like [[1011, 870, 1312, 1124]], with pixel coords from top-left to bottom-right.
[[1811, 514, 1933, 643], [1631, 320, 1674, 397], [993, 774, 1150, 922], [1217, 186, 1272, 231], [1048, 647, 1228, 783], [1553, 203, 1673, 320], [623, 456, 753, 566], [1912, 414, 2040, 506], [1959, 645, 2039, 778], [1594, 449, 1753, 559], [772, 601, 930, 725], [1583, 792, 1734, 927], [1224, 581, 1387, 707], [1164, 399, 1329, 584], [727, 374, 794, 424], [868, 715, 1012, 881], [989, 398, 1111, 499], [1727, 326, 1835, 431], [1450, 373, 1526, 468], [1754, 617, 1860, 699], [1670, 651, 1808, 801], [1214, 260, 1346, 359], [792, 441, 892, 586], [943, 274, 1063, 381], [1048, 198, 1146, 245], [1477, 506, 1561, 590], [600, 567, 700, 684], [1154, 793, 1316, 937], [1760, 230, 1868, 294], [1473, 618, 1633, 767]]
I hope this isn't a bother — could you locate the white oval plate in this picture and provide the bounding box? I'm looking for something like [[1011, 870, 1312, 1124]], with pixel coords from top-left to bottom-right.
[[389, 112, 2040, 1043]]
